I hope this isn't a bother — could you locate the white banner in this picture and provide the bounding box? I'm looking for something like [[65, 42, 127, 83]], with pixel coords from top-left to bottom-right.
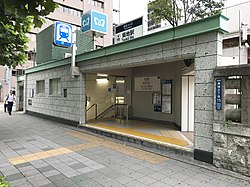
[[134, 76, 160, 91]]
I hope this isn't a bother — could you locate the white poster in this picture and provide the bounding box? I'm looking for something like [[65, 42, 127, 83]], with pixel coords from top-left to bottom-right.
[[134, 76, 160, 91]]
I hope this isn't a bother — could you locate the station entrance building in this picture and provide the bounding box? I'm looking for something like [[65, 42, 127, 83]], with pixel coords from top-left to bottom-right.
[[25, 15, 228, 166]]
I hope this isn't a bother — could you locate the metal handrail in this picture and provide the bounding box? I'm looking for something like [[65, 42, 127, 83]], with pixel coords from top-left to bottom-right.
[[86, 103, 97, 119], [114, 104, 129, 121], [96, 103, 129, 121], [96, 104, 114, 119]]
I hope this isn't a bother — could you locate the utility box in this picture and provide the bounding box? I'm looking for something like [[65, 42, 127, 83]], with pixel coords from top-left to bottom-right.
[[36, 24, 93, 65]]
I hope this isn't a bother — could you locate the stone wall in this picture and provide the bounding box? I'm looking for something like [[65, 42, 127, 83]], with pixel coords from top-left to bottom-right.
[[26, 65, 86, 124], [213, 66, 250, 176], [213, 123, 250, 176]]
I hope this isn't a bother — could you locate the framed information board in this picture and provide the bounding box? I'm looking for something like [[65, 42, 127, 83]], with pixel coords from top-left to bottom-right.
[[161, 80, 172, 113]]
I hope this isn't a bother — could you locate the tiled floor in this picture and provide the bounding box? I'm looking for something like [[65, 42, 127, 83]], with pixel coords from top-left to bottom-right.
[[0, 105, 249, 187], [86, 118, 194, 148]]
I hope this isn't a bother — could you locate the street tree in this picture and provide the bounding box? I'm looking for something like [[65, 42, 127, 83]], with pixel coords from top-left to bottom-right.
[[148, 0, 225, 27], [0, 0, 57, 67]]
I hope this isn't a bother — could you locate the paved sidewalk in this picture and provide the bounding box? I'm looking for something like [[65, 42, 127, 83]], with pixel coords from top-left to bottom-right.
[[0, 112, 249, 187]]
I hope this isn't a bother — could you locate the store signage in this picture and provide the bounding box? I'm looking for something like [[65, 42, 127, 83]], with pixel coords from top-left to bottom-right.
[[54, 22, 72, 47], [135, 76, 160, 91], [216, 79, 222, 110], [82, 10, 107, 36], [115, 17, 143, 44]]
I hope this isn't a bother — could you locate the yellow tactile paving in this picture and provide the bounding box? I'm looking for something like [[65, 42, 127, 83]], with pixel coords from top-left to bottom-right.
[[66, 131, 168, 164], [160, 130, 184, 140], [8, 143, 97, 165], [85, 123, 188, 146]]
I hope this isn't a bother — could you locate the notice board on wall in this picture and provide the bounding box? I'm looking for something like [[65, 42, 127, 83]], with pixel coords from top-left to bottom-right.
[[161, 80, 172, 114], [134, 76, 160, 91]]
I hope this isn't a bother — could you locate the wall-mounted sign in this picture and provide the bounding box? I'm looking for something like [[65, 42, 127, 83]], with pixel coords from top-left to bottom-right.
[[134, 76, 160, 91], [115, 17, 143, 44], [54, 22, 72, 47], [82, 10, 108, 37], [161, 80, 172, 114], [216, 79, 222, 110]]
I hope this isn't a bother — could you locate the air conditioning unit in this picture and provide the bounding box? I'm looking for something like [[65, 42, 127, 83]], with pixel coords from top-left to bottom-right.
[[64, 53, 72, 58]]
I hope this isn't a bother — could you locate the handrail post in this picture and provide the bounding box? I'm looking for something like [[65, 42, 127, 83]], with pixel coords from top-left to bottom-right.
[[95, 104, 97, 119], [126, 104, 128, 121]]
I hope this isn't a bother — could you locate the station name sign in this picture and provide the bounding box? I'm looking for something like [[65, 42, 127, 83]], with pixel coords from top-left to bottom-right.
[[115, 17, 143, 44]]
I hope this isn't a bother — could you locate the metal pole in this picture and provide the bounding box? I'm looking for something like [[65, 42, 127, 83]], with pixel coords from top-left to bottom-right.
[[8, 66, 11, 93], [239, 10, 241, 65], [79, 72, 83, 125], [126, 104, 128, 121], [71, 26, 77, 77]]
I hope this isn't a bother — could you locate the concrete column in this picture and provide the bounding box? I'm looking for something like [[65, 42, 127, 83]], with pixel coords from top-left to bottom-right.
[[194, 32, 223, 164], [241, 76, 250, 124], [82, 73, 87, 124]]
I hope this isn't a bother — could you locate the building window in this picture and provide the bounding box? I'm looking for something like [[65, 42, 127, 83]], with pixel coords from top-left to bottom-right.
[[49, 78, 61, 95], [89, 0, 104, 8], [12, 70, 17, 77], [36, 80, 45, 94], [56, 4, 82, 17]]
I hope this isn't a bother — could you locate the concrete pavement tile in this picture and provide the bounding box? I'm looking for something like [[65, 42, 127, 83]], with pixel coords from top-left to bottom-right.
[[103, 170, 124, 179], [9, 178, 29, 186], [205, 178, 232, 187], [14, 182, 34, 187], [128, 171, 145, 180], [193, 173, 213, 183], [184, 177, 206, 186], [161, 176, 181, 186], [40, 183, 58, 187], [91, 174, 112, 183], [2, 168, 20, 176], [115, 176, 134, 185], [49, 176, 75, 187], [173, 182, 191, 186], [42, 169, 60, 177], [148, 181, 172, 187], [61, 170, 81, 178], [125, 180, 147, 187], [18, 165, 36, 172], [137, 176, 157, 185], [37, 165, 54, 173], [15, 162, 31, 168], [78, 179, 102, 187], [70, 174, 91, 184], [26, 173, 47, 182], [137, 167, 155, 175], [21, 169, 40, 177], [30, 178, 52, 187], [5, 173, 24, 181], [171, 172, 193, 181], [148, 172, 166, 180], [70, 163, 86, 170], [100, 180, 124, 187], [77, 167, 94, 174]]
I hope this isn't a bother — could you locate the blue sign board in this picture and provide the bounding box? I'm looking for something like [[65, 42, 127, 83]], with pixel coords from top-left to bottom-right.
[[82, 12, 91, 33], [81, 10, 107, 36], [54, 22, 72, 47], [216, 79, 222, 110]]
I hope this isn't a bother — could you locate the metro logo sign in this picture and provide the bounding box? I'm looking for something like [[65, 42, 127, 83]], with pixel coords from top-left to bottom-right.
[[81, 10, 107, 37]]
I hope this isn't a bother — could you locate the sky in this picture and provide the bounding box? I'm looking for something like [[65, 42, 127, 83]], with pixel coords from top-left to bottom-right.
[[117, 0, 250, 24]]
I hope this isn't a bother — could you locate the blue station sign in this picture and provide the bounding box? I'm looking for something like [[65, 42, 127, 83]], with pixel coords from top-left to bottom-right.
[[82, 10, 107, 36], [216, 79, 222, 110], [54, 22, 72, 47]]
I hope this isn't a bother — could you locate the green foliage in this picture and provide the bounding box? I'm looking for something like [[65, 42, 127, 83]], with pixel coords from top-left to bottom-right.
[[0, 0, 57, 67], [0, 177, 10, 187], [148, 0, 225, 27]]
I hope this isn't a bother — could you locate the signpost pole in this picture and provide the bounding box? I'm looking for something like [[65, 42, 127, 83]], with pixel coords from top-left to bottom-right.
[[71, 26, 77, 74]]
